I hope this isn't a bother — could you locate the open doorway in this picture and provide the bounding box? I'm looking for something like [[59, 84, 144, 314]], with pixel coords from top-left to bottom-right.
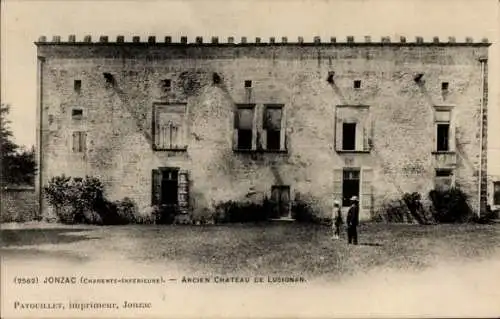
[[342, 169, 360, 207]]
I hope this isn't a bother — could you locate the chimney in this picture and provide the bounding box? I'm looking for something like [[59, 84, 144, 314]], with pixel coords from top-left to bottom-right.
[[99, 36, 109, 43], [132, 36, 140, 43], [148, 36, 156, 44], [117, 35, 125, 43]]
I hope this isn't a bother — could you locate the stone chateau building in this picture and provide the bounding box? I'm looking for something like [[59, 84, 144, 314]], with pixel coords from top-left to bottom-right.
[[35, 34, 490, 221]]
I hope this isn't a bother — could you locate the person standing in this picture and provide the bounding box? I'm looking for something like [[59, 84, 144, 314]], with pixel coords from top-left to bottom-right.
[[332, 200, 343, 239], [346, 196, 359, 245]]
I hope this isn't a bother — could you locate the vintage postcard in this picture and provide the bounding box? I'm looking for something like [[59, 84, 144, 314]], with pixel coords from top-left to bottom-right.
[[1, 0, 500, 318]]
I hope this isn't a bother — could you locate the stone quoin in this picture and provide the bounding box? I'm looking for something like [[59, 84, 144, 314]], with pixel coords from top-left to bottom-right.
[[35, 35, 490, 221]]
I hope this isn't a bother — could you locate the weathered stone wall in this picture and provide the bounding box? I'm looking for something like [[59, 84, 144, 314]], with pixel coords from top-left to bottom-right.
[[36, 36, 490, 220]]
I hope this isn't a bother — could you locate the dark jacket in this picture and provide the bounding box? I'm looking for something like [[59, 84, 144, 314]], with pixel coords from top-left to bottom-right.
[[346, 204, 359, 227]]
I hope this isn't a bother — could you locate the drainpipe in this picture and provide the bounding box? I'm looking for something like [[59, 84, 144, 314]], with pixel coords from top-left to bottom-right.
[[36, 56, 45, 219], [478, 58, 486, 217]]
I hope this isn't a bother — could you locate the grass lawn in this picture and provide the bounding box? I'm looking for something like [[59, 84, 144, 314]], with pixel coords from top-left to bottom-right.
[[1, 222, 500, 280]]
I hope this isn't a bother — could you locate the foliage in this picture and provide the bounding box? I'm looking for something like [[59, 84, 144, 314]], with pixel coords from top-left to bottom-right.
[[428, 187, 473, 223], [213, 199, 272, 223], [291, 198, 319, 223], [402, 192, 433, 224], [44, 175, 105, 224], [376, 198, 411, 223], [0, 104, 37, 186], [470, 205, 499, 224]]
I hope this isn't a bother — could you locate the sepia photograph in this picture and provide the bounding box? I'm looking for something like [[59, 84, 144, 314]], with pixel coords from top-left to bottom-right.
[[1, 0, 499, 318]]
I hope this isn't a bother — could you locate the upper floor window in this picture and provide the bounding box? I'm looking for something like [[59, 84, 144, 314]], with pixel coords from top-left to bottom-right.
[[353, 80, 362, 89], [74, 80, 81, 93], [72, 109, 83, 120], [233, 105, 255, 150], [263, 105, 285, 151], [153, 104, 187, 151], [72, 131, 87, 153], [335, 105, 372, 153], [244, 80, 252, 88], [434, 109, 454, 152]]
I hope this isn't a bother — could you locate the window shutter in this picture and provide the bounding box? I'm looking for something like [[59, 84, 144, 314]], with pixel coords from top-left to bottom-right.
[[82, 132, 87, 152], [333, 168, 343, 203], [151, 169, 161, 205], [233, 109, 239, 129], [363, 119, 372, 151], [335, 118, 343, 151], [72, 132, 77, 152], [355, 121, 364, 151], [361, 168, 373, 211], [280, 107, 286, 151], [449, 117, 456, 152], [178, 170, 189, 213]]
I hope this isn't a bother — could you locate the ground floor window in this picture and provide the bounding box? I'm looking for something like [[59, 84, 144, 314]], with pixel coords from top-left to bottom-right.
[[342, 169, 360, 207], [434, 169, 453, 191], [270, 185, 291, 218], [152, 168, 189, 208], [493, 182, 500, 206]]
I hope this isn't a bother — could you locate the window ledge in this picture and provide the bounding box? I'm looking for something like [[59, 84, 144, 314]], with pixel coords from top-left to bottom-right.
[[153, 146, 188, 152], [233, 149, 288, 154], [336, 150, 371, 154], [432, 151, 456, 155]]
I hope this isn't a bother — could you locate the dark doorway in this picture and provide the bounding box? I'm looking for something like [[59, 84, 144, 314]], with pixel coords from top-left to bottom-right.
[[342, 169, 360, 207], [161, 169, 178, 205], [270, 185, 291, 218]]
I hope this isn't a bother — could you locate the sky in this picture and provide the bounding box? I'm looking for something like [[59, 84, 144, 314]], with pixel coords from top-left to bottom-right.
[[1, 0, 499, 171]]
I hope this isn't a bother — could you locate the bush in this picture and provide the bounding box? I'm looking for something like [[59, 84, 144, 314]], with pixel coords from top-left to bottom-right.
[[402, 192, 433, 224], [428, 187, 473, 223], [44, 175, 104, 224], [213, 199, 272, 223], [376, 199, 411, 223], [44, 175, 147, 225], [291, 199, 318, 223]]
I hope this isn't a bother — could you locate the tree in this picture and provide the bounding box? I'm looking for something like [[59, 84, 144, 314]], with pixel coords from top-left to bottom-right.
[[0, 103, 36, 186]]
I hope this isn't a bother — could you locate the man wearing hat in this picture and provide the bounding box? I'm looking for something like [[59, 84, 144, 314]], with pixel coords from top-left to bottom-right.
[[346, 196, 359, 245]]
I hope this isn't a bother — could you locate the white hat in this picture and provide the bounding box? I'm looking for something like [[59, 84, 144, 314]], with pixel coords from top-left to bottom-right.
[[333, 200, 340, 205], [350, 196, 359, 201]]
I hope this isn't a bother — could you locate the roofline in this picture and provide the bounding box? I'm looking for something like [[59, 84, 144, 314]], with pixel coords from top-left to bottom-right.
[[34, 42, 492, 47]]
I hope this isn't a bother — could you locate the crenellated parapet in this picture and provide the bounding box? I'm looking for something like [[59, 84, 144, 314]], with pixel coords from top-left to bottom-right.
[[35, 35, 491, 45]]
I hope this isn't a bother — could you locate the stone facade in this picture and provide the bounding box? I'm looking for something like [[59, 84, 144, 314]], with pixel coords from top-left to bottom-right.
[[35, 35, 490, 220]]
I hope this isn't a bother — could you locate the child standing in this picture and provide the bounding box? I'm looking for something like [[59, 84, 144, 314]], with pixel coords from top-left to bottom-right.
[[332, 200, 343, 239]]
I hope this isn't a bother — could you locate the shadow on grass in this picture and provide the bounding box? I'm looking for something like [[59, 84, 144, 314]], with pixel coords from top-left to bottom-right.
[[358, 242, 384, 247], [0, 247, 89, 263], [0, 228, 95, 248]]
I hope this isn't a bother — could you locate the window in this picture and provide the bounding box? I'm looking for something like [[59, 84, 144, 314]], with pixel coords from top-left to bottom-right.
[[270, 185, 291, 219], [72, 109, 83, 120], [435, 109, 452, 152], [437, 123, 450, 151], [213, 73, 222, 84], [72, 131, 87, 153], [74, 80, 81, 93], [441, 82, 449, 90], [234, 105, 255, 150], [154, 104, 187, 151], [342, 123, 356, 151], [435, 169, 453, 190], [161, 169, 179, 205], [244, 80, 252, 88], [335, 105, 372, 152], [342, 169, 360, 207], [494, 182, 500, 206], [333, 168, 373, 211], [263, 105, 284, 151], [354, 80, 362, 89], [161, 79, 171, 89]]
